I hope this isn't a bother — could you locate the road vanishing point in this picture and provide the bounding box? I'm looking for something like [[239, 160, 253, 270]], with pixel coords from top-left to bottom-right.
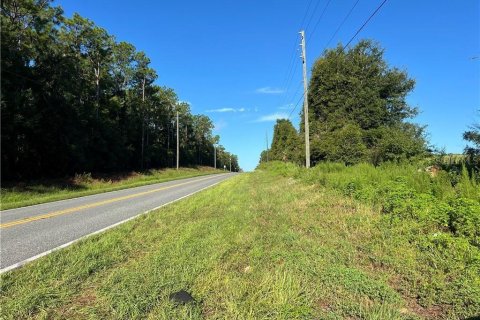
[[0, 173, 235, 272]]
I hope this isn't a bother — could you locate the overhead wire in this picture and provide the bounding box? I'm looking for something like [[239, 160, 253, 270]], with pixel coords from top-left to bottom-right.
[[288, 91, 305, 119], [299, 0, 315, 30], [323, 0, 360, 50], [284, 0, 389, 123], [286, 0, 333, 120], [304, 0, 322, 32], [304, 0, 389, 107], [343, 0, 388, 49], [277, 0, 316, 113], [278, 0, 314, 100], [307, 0, 333, 42]]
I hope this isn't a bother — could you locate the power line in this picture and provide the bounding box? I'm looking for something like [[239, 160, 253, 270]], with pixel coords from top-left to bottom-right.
[[305, 0, 389, 107], [288, 91, 305, 119], [286, 81, 303, 111], [323, 0, 360, 50], [279, 45, 300, 105], [279, 64, 301, 110], [283, 0, 317, 94], [281, 80, 302, 120], [279, 36, 299, 97], [304, 0, 322, 32], [284, 0, 333, 129], [276, 0, 316, 113], [343, 0, 388, 49], [300, 0, 315, 29], [308, 0, 333, 42], [281, 0, 389, 159]]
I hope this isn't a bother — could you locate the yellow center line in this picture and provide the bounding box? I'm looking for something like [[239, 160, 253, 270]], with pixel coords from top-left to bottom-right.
[[0, 175, 220, 229]]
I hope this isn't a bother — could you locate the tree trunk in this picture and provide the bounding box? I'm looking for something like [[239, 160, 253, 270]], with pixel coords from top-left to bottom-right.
[[94, 61, 100, 119]]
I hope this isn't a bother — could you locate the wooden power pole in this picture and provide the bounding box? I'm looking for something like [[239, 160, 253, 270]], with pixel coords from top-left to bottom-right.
[[176, 111, 179, 170], [300, 30, 311, 168], [141, 77, 145, 170]]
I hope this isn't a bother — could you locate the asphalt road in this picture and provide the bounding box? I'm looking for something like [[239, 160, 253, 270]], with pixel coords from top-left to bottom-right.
[[0, 173, 235, 271]]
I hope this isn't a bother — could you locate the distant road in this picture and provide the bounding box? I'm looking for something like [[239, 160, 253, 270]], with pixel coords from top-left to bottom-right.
[[0, 173, 235, 272]]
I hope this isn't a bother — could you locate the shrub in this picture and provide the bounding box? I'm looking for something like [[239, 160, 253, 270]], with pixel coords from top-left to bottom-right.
[[381, 178, 433, 221], [260, 161, 480, 246], [74, 172, 93, 184], [448, 198, 480, 246]]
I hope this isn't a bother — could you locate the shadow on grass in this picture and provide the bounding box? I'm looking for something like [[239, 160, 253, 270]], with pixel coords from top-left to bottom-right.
[[1, 166, 206, 194], [2, 178, 88, 194], [2, 169, 152, 193]]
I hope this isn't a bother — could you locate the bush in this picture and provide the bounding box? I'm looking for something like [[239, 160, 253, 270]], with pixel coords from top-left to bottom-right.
[[381, 179, 433, 221], [74, 172, 93, 184], [259, 161, 480, 246], [448, 198, 480, 246]]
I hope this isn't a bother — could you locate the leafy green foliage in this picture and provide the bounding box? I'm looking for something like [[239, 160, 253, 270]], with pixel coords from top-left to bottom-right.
[[259, 161, 480, 247], [261, 40, 428, 168], [313, 123, 368, 165], [259, 161, 480, 318], [295, 40, 427, 166], [448, 198, 480, 244], [1, 0, 239, 179], [261, 119, 301, 164]]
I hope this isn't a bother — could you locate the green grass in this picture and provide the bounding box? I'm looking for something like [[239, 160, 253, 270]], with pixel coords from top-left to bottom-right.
[[1, 167, 224, 210], [1, 168, 478, 319], [259, 161, 480, 247]]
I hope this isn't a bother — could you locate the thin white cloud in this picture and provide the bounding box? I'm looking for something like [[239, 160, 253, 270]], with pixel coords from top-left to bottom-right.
[[214, 119, 227, 131], [256, 87, 284, 94], [206, 108, 235, 113], [206, 107, 246, 113], [254, 112, 289, 122], [278, 103, 293, 110]]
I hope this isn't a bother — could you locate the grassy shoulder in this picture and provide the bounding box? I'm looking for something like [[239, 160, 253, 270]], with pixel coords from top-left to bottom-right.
[[1, 167, 224, 210], [1, 167, 478, 319]]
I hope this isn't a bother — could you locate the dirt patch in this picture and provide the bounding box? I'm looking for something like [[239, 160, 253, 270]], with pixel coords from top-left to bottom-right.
[[316, 298, 333, 312], [404, 297, 444, 319], [388, 275, 445, 319], [55, 288, 99, 318]]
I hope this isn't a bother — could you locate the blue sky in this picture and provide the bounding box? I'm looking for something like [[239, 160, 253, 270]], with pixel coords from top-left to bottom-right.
[[55, 0, 479, 171]]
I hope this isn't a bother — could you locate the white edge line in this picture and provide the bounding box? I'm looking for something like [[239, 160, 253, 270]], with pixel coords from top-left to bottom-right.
[[1, 173, 227, 213], [0, 176, 231, 274]]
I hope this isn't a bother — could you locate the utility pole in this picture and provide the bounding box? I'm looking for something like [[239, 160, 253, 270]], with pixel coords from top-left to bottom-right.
[[229, 157, 232, 172], [141, 77, 146, 170], [176, 111, 179, 170], [94, 61, 100, 119], [300, 30, 311, 168], [214, 145, 217, 169]]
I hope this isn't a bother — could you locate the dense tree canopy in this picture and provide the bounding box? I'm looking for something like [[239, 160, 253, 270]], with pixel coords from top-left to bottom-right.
[[1, 0, 239, 179], [302, 40, 427, 166], [260, 119, 301, 164], [259, 41, 427, 167]]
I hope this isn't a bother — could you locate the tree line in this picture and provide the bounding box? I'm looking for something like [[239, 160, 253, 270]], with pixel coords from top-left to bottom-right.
[[1, 0, 240, 180], [261, 40, 479, 173]]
